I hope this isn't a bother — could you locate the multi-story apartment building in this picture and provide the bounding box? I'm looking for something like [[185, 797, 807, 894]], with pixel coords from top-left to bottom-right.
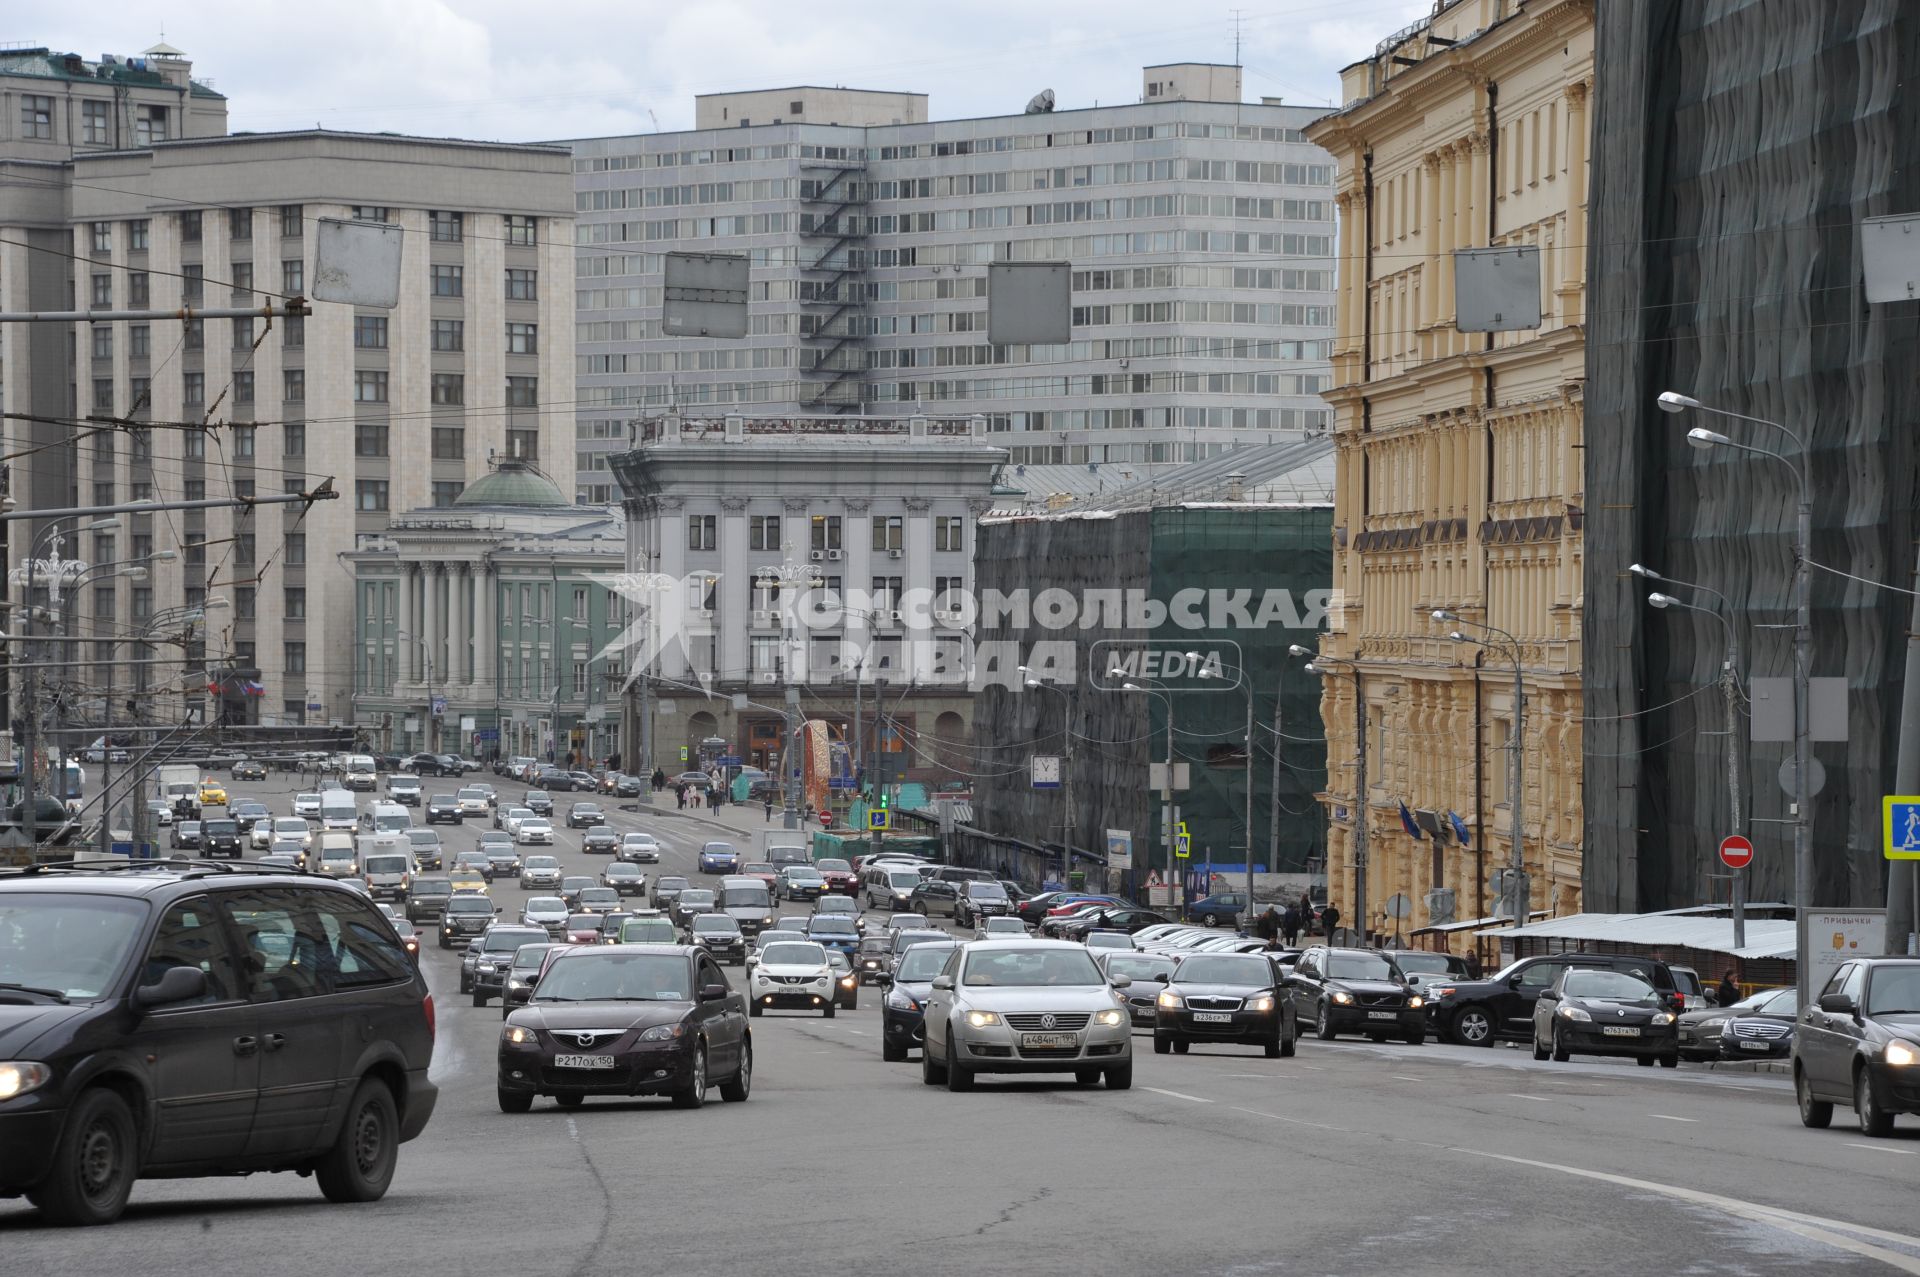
[[1303, 0, 1592, 944], [566, 65, 1337, 503], [43, 126, 574, 733], [609, 412, 1002, 782]]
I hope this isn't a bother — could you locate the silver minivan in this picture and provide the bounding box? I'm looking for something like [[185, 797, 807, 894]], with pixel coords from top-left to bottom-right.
[[363, 851, 415, 901], [863, 864, 922, 911]]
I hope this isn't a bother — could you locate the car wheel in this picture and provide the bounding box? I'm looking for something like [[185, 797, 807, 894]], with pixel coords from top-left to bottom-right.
[[1404, 1030, 1426, 1047], [472, 991, 487, 1008], [31, 1087, 138, 1226], [823, 1001, 835, 1019], [1075, 1067, 1102, 1086], [1451, 1006, 1495, 1047], [497, 1089, 533, 1114], [315, 1078, 398, 1204], [1316, 1002, 1336, 1041], [1281, 1016, 1299, 1058], [1153, 1034, 1171, 1055], [1201, 915, 1219, 928], [1264, 1038, 1282, 1059], [883, 1038, 906, 1063], [720, 1039, 752, 1103], [1551, 1029, 1571, 1063], [1532, 1030, 1551, 1062], [1172, 1039, 1190, 1055], [671, 1046, 708, 1109], [1637, 1056, 1656, 1068], [922, 1038, 948, 1086], [1856, 1067, 1895, 1137], [1659, 1054, 1679, 1069], [458, 973, 471, 994], [1106, 1063, 1133, 1090], [749, 999, 763, 1017], [945, 1055, 974, 1092], [1796, 1065, 1833, 1128]]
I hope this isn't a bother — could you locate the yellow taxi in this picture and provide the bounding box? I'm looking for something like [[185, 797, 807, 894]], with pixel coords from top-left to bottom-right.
[[448, 867, 489, 895], [198, 778, 229, 806]]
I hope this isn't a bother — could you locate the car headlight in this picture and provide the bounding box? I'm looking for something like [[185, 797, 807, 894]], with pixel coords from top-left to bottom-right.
[[1650, 1012, 1676, 1026], [1429, 985, 1456, 999], [840, 976, 857, 989], [964, 1010, 1000, 1028], [1248, 995, 1275, 1013], [1885, 1039, 1920, 1066], [1093, 1008, 1126, 1027], [1331, 990, 1354, 1006], [762, 916, 774, 925], [508, 979, 527, 989], [1157, 990, 1184, 1009], [1558, 1006, 1592, 1022], [1406, 995, 1424, 1009], [639, 1024, 686, 1042], [887, 990, 920, 1011], [0, 1061, 51, 1100], [502, 1026, 535, 1045]]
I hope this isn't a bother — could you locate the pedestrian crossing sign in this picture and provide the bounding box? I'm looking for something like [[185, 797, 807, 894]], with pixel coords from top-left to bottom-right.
[[1883, 796, 1920, 860], [868, 808, 890, 832]]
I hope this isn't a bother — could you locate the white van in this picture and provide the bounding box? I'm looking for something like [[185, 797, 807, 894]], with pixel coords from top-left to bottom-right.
[[319, 790, 357, 831], [312, 830, 357, 877], [359, 802, 412, 836], [344, 755, 377, 792]]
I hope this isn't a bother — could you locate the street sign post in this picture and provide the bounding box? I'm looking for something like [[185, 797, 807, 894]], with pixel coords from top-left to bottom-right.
[[1106, 829, 1133, 870], [867, 808, 890, 832], [1718, 835, 1755, 870], [1885, 797, 1920, 955], [1173, 820, 1191, 861]]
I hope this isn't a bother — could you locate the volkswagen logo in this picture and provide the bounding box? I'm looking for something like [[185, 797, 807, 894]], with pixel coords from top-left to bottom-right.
[[1040, 1014, 1058, 1030]]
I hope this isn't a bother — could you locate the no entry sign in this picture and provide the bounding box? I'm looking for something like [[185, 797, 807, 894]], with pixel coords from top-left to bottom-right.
[[1719, 835, 1755, 870]]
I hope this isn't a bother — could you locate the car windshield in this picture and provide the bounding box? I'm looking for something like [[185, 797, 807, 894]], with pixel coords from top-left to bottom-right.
[[365, 856, 409, 873], [580, 889, 618, 902], [607, 864, 639, 877], [658, 877, 688, 891], [1750, 989, 1799, 1015], [817, 859, 852, 873], [1178, 955, 1273, 986], [1867, 966, 1920, 1016], [485, 930, 543, 953], [704, 844, 735, 854], [205, 821, 238, 834], [896, 946, 956, 981], [458, 788, 485, 800], [536, 953, 691, 1002], [1106, 956, 1176, 981], [679, 890, 715, 907], [858, 937, 892, 953], [513, 944, 552, 967], [787, 869, 823, 882], [1326, 953, 1399, 981], [963, 948, 1104, 987], [966, 882, 1008, 900], [1392, 953, 1457, 974], [567, 914, 601, 929], [447, 897, 492, 914], [760, 942, 828, 967], [626, 836, 657, 847], [809, 918, 857, 935], [528, 791, 549, 802], [888, 872, 920, 888], [525, 857, 558, 869], [414, 879, 451, 896], [817, 897, 854, 912], [527, 898, 565, 912], [1564, 970, 1657, 1001], [276, 820, 306, 832], [620, 922, 676, 942], [722, 886, 771, 909], [692, 916, 737, 933], [0, 893, 148, 1000]]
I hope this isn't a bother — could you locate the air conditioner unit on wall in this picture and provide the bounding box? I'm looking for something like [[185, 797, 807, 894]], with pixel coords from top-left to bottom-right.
[[888, 548, 902, 559], [809, 550, 824, 561], [826, 549, 843, 561]]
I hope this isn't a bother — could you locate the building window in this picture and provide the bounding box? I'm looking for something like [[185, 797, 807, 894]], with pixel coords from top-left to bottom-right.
[[429, 210, 462, 242], [132, 587, 152, 620], [182, 264, 203, 304], [236, 587, 256, 620], [129, 378, 151, 413], [91, 378, 113, 412], [432, 481, 464, 508], [136, 105, 168, 145], [229, 207, 252, 241], [232, 317, 254, 350], [234, 427, 256, 461], [184, 479, 205, 501], [505, 215, 536, 245], [285, 421, 306, 455], [354, 371, 389, 403], [186, 431, 207, 460], [183, 371, 205, 404], [285, 642, 307, 675], [128, 272, 149, 307], [234, 370, 254, 404], [571, 585, 589, 620], [179, 210, 201, 242], [282, 259, 304, 294], [234, 533, 255, 564], [431, 373, 464, 405], [129, 325, 150, 359], [82, 100, 109, 145], [280, 204, 302, 237], [749, 515, 780, 551], [20, 95, 52, 139], [184, 319, 203, 351], [283, 315, 304, 348], [354, 423, 389, 457], [356, 480, 389, 512], [506, 268, 537, 301], [505, 375, 538, 407], [430, 264, 462, 297], [935, 575, 965, 611], [431, 426, 464, 460], [688, 515, 717, 551], [91, 327, 112, 360], [128, 219, 149, 251], [231, 260, 253, 295], [870, 576, 903, 610], [286, 533, 306, 566], [506, 429, 539, 461], [431, 319, 464, 351], [810, 515, 841, 551], [90, 222, 111, 253], [572, 662, 588, 696], [283, 368, 306, 401], [506, 322, 538, 355], [352, 206, 389, 222], [935, 516, 965, 551], [90, 274, 112, 306], [871, 515, 904, 552], [354, 316, 388, 349]]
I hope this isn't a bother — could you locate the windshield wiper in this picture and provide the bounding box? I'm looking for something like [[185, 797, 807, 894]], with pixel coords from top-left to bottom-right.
[[0, 982, 70, 1003]]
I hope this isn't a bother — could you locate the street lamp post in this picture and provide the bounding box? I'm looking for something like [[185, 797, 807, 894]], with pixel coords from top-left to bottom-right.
[[1431, 613, 1529, 932], [1020, 667, 1078, 868], [757, 558, 826, 832], [395, 631, 434, 754], [1117, 673, 1180, 912], [1291, 645, 1365, 942], [1661, 390, 1813, 1003], [1198, 661, 1258, 916]]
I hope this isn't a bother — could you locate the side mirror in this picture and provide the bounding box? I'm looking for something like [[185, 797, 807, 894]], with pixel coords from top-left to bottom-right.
[[1536, 990, 1559, 1003], [1154, 971, 1172, 984], [1111, 975, 1133, 990], [699, 984, 729, 1002], [931, 974, 954, 991], [1818, 992, 1859, 1017], [1508, 973, 1525, 989], [134, 965, 207, 1009]]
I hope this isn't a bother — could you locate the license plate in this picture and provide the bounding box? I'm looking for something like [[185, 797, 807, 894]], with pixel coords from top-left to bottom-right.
[[1193, 1011, 1233, 1023], [1602, 1026, 1641, 1037], [1367, 1010, 1396, 1020], [1740, 1040, 1772, 1051], [553, 1054, 615, 1069], [1020, 1032, 1079, 1049]]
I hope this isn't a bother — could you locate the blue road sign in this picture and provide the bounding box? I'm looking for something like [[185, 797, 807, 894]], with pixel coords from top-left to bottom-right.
[[828, 775, 856, 790], [716, 755, 742, 766], [1884, 796, 1920, 860]]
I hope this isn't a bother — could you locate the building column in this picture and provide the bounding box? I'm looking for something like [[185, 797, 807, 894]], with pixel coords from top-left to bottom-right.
[[399, 563, 418, 683], [655, 498, 687, 682], [456, 563, 473, 686], [719, 496, 750, 682], [843, 498, 873, 675], [1335, 190, 1358, 360], [422, 564, 442, 694], [904, 497, 933, 683], [1467, 131, 1488, 246], [1437, 144, 1458, 349], [1422, 154, 1442, 346], [1561, 81, 1589, 314], [475, 563, 497, 696]]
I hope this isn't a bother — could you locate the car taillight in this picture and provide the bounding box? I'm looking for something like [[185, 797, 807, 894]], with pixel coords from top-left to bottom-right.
[[422, 992, 436, 1039]]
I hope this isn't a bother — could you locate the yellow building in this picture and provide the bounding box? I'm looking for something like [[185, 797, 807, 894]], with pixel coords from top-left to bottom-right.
[[1302, 0, 1591, 945]]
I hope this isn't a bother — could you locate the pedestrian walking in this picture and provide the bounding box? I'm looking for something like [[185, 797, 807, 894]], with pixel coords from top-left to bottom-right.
[[1281, 903, 1301, 946], [674, 784, 686, 810], [1255, 905, 1279, 944], [1462, 949, 1482, 979], [651, 768, 665, 791], [1320, 901, 1341, 941], [1717, 972, 1740, 1007], [764, 795, 775, 821]]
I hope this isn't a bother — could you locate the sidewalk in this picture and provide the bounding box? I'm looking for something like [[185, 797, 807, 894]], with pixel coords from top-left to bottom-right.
[[618, 794, 813, 843]]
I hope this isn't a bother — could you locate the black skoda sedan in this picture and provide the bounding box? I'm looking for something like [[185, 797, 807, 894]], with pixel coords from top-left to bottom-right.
[[1153, 951, 1298, 1058]]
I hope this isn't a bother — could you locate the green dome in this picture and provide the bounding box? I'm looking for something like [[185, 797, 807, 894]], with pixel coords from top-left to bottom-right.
[[452, 462, 569, 508]]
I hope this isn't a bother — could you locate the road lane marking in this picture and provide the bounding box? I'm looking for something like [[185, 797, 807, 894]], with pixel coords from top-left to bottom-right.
[[1226, 1073, 1270, 1079], [1845, 1142, 1920, 1157], [1231, 1105, 1348, 1133], [1143, 1086, 1213, 1103], [1454, 1147, 1920, 1273], [1648, 1114, 1698, 1123], [1507, 1093, 1550, 1102], [1390, 1075, 1424, 1082]]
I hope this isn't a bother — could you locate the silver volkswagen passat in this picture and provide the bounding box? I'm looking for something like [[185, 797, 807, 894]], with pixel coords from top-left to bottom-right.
[[920, 940, 1133, 1091]]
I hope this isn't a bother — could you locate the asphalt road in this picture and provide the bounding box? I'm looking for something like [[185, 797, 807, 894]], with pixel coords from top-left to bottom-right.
[[6, 772, 1920, 1274]]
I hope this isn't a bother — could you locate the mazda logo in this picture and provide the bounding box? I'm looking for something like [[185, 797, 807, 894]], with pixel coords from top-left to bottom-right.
[[1040, 1014, 1057, 1030], [572, 1033, 602, 1047]]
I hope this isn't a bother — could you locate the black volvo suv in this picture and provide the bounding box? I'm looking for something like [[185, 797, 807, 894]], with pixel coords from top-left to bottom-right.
[[0, 860, 439, 1226]]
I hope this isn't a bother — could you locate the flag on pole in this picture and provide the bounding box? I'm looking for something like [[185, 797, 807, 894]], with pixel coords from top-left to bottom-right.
[[1448, 809, 1472, 848], [1398, 802, 1423, 840]]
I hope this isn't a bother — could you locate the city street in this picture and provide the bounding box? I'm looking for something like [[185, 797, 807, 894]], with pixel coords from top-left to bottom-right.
[[4, 771, 1918, 1274]]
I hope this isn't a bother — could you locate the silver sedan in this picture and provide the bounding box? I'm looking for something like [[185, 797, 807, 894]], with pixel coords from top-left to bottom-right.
[[920, 940, 1134, 1091]]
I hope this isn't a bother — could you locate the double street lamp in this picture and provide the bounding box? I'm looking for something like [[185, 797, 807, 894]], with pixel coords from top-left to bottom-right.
[[1019, 667, 1078, 864], [1114, 670, 1180, 908], [1431, 612, 1530, 928], [1290, 644, 1365, 941]]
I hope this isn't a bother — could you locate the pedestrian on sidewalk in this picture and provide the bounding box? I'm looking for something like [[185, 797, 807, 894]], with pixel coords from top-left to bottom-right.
[[1255, 904, 1279, 947], [1281, 903, 1300, 946], [1320, 901, 1341, 941], [764, 796, 774, 821], [674, 784, 686, 810], [651, 768, 665, 791], [1717, 972, 1740, 1007]]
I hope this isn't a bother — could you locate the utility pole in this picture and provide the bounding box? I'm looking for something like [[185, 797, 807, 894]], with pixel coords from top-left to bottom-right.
[[1892, 544, 1920, 956], [1267, 670, 1284, 875], [1352, 668, 1369, 943]]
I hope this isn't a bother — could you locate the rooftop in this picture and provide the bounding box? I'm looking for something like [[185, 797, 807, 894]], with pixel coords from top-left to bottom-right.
[[634, 413, 996, 446], [0, 45, 223, 98], [452, 460, 571, 509], [1474, 912, 1800, 961]]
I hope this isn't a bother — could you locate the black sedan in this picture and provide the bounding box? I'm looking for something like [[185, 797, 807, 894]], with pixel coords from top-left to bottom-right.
[[826, 950, 861, 1010], [525, 790, 555, 816], [1098, 951, 1176, 1027], [581, 825, 619, 856], [1285, 946, 1426, 1044], [1796, 957, 1920, 1137], [1531, 967, 1680, 1066], [1154, 952, 1298, 1058], [1678, 985, 1791, 1061], [497, 945, 751, 1111], [425, 793, 462, 824], [1059, 906, 1174, 941], [881, 939, 960, 1061], [567, 801, 606, 829], [853, 935, 895, 985], [230, 758, 267, 780], [1719, 990, 1799, 1060]]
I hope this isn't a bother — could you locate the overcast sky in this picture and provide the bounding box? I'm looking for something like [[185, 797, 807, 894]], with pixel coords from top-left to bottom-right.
[[9, 0, 1431, 142]]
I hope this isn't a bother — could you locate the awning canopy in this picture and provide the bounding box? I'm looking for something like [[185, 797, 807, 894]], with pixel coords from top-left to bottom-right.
[[1471, 911, 1798, 960]]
